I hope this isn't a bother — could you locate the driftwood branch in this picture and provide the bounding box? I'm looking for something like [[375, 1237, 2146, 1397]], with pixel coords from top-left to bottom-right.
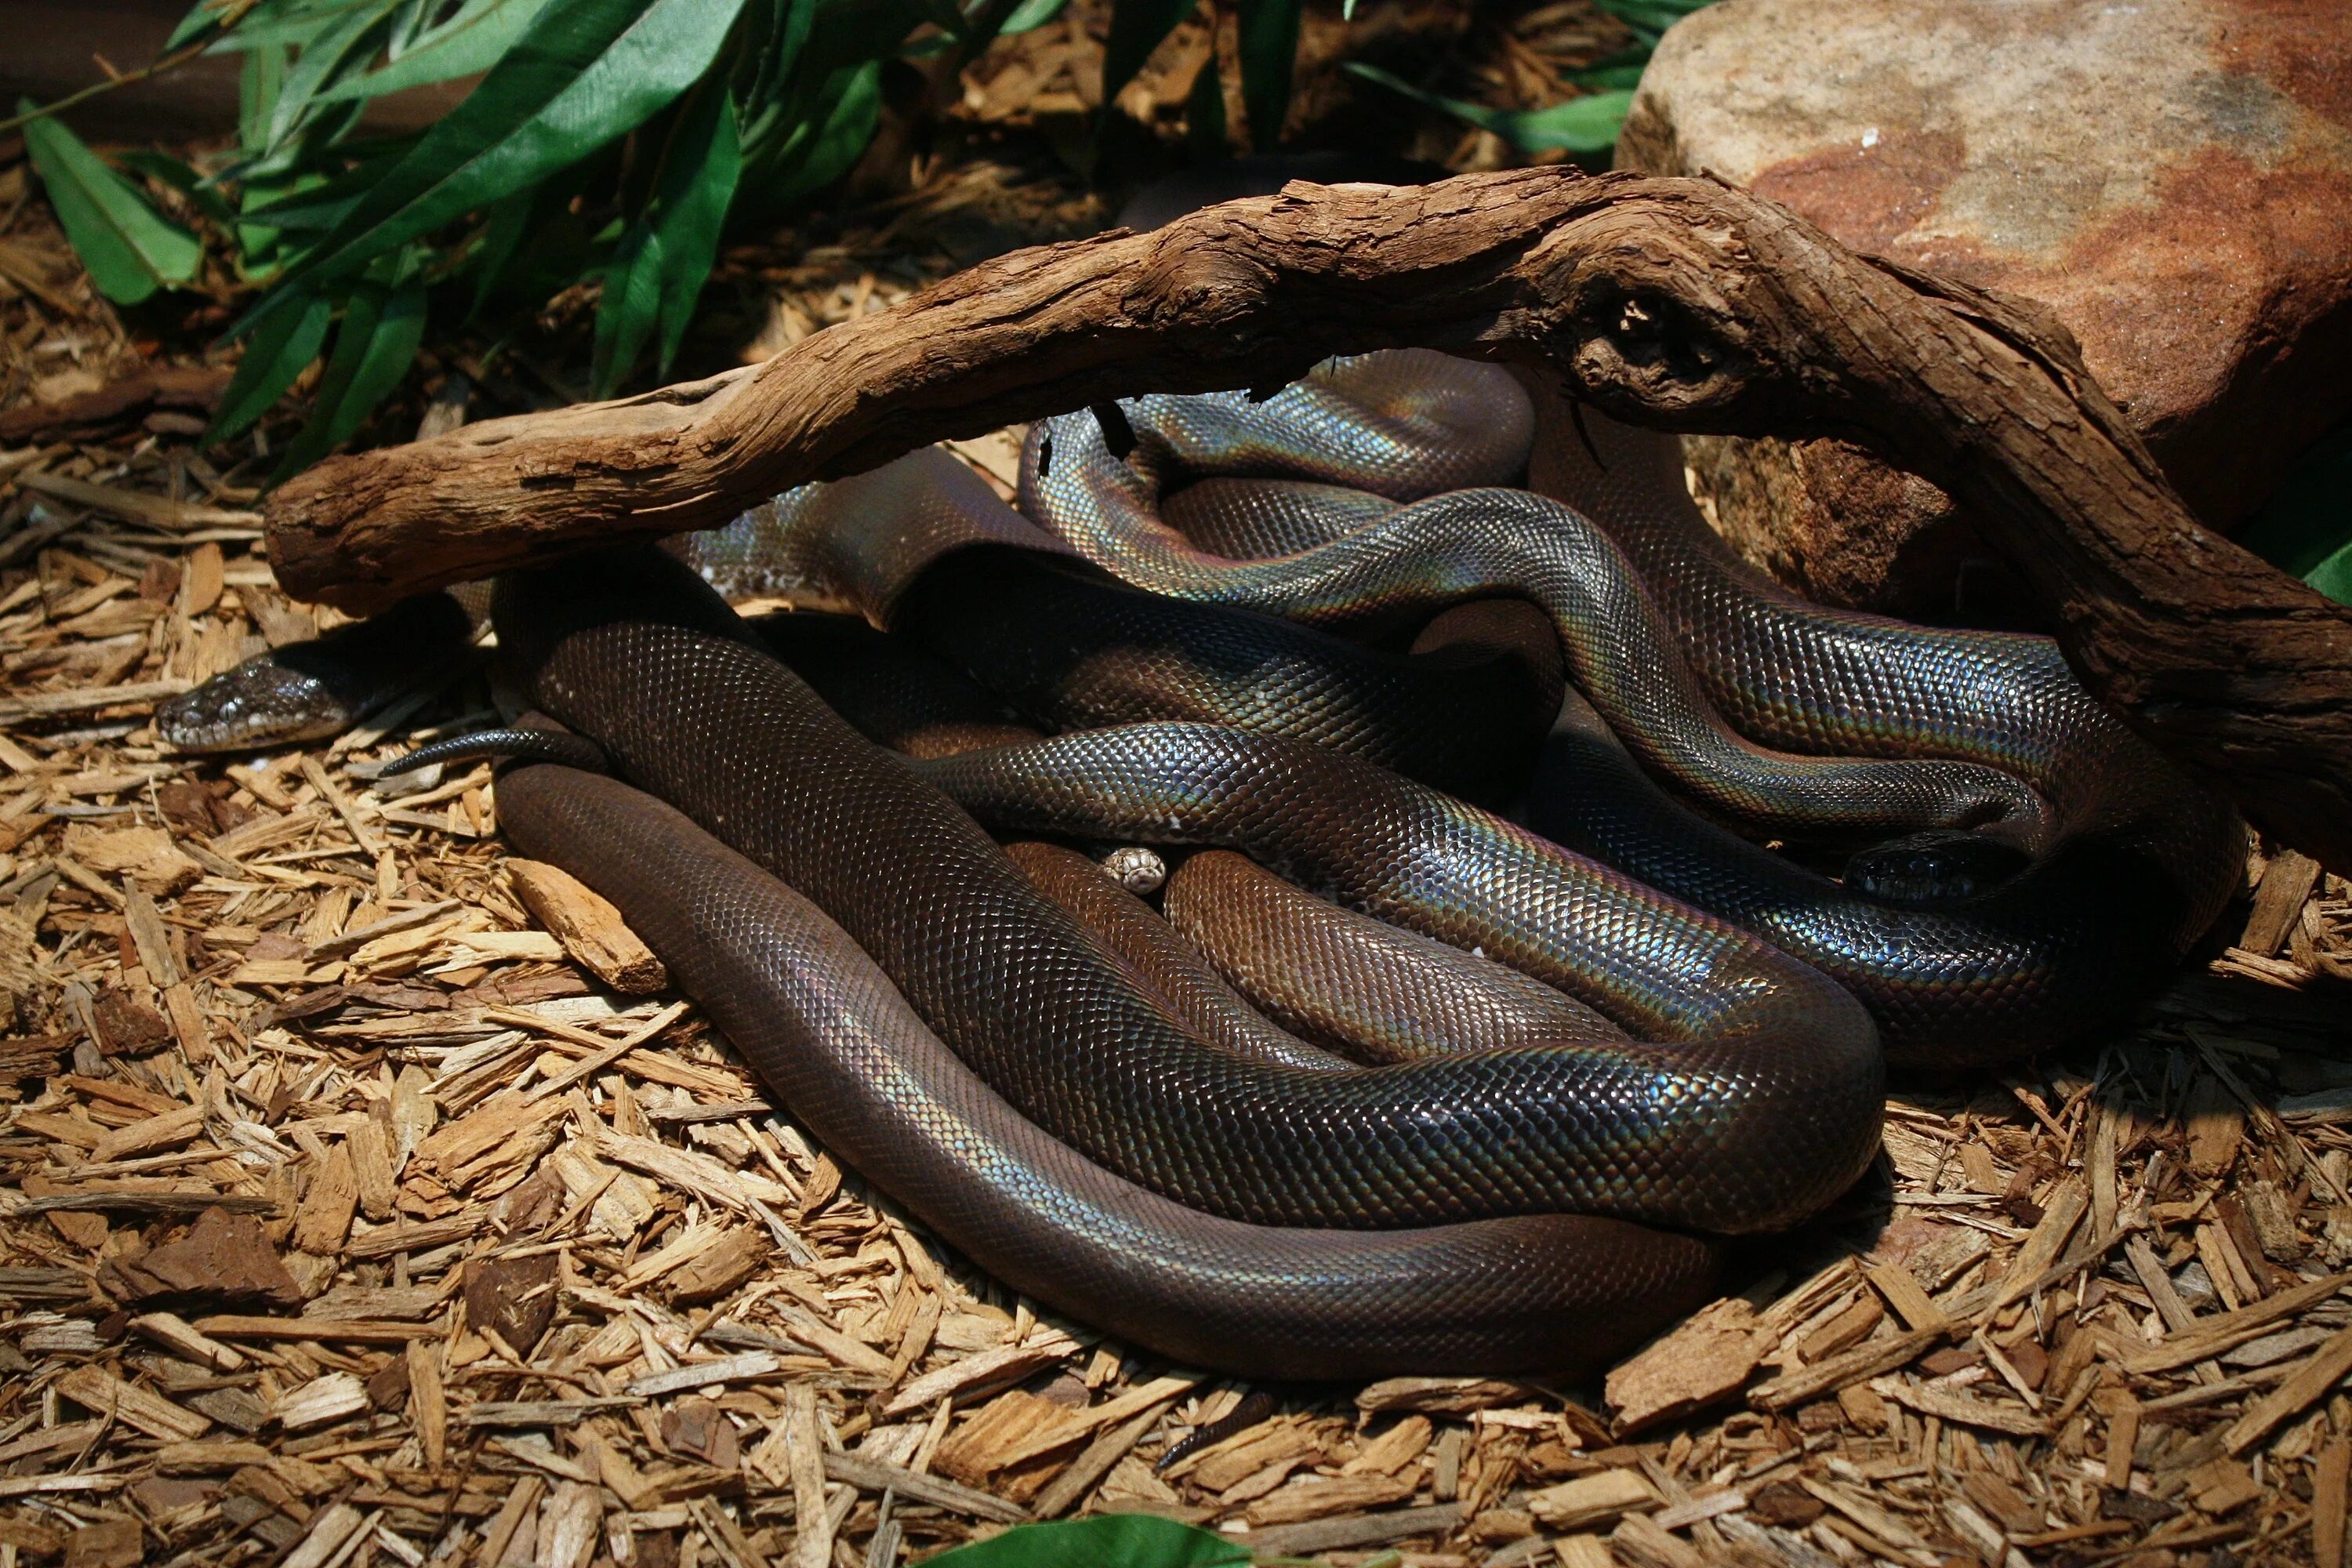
[[265, 169, 2352, 874]]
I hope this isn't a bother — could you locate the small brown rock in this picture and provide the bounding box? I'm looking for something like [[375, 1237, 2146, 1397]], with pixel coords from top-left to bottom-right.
[[465, 1251, 559, 1356], [93, 991, 173, 1055], [1748, 1480, 1827, 1528], [100, 1208, 303, 1309]]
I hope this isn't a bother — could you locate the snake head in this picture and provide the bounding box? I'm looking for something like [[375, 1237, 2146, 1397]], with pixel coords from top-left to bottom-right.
[[1844, 829, 2033, 907]]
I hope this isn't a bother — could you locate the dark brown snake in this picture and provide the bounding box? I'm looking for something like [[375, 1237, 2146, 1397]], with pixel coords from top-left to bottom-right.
[[180, 173, 2244, 1376], [424, 539, 1869, 1377]]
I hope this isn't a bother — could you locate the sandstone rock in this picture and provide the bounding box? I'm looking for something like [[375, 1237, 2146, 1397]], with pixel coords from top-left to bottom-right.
[[1621, 0, 2352, 612]]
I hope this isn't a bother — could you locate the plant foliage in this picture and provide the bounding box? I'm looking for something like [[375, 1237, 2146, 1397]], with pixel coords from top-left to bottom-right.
[[1353, 0, 1712, 155], [2240, 420, 2352, 608], [16, 0, 1715, 480], [920, 1514, 1256, 1568]]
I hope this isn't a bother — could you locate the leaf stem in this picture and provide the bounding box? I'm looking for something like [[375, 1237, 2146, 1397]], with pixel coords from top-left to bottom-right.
[[0, 0, 265, 140]]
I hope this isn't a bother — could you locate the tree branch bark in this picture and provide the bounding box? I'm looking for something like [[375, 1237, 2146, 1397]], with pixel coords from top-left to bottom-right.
[[264, 168, 2352, 874]]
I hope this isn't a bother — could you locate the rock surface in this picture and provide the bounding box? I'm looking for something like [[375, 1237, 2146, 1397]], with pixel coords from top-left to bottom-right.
[[1621, 0, 2352, 612]]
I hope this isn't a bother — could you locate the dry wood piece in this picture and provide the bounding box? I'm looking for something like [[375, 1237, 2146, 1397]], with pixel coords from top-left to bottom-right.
[[129, 1311, 247, 1371], [2246, 850, 2326, 957], [1238, 1501, 1466, 1558], [2225, 1327, 2352, 1454], [1604, 1297, 1771, 1434], [2318, 1441, 2350, 1568], [1748, 1325, 1947, 1412], [1526, 1469, 1660, 1530], [505, 858, 670, 994], [55, 1366, 210, 1441]]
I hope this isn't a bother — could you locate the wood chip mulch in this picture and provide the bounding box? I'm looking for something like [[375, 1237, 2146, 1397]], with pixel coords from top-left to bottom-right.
[[9, 110, 2352, 1568]]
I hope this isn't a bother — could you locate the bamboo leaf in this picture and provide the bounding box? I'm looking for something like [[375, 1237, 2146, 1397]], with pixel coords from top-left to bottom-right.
[[168, 0, 245, 49], [1346, 64, 1635, 154], [263, 0, 402, 151], [205, 288, 334, 444], [18, 100, 204, 305], [1592, 0, 1713, 43], [2241, 421, 2352, 607], [315, 0, 560, 103], [921, 1516, 1254, 1568], [118, 151, 241, 227], [592, 85, 739, 394], [1000, 0, 1068, 33], [742, 59, 880, 218], [1236, 0, 1301, 152], [239, 42, 288, 156], [273, 256, 428, 475], [207, 0, 393, 53], [731, 0, 816, 117], [1183, 34, 1226, 159], [272, 0, 748, 290]]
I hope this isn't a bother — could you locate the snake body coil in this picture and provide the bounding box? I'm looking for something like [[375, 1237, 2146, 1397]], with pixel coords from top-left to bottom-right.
[[496, 762, 1718, 1377], [176, 176, 2243, 1374], [1015, 356, 2244, 1062]]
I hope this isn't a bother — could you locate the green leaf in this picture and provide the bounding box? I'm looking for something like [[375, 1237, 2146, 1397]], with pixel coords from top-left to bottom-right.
[[1099, 0, 1196, 128], [274, 0, 749, 291], [2241, 419, 2352, 607], [1591, 0, 1712, 42], [315, 0, 560, 103], [1569, 60, 1648, 90], [466, 180, 543, 310], [592, 84, 740, 394], [744, 59, 880, 216], [1345, 64, 1635, 154], [731, 0, 816, 114], [272, 255, 428, 475], [1000, 0, 1067, 33], [798, 0, 929, 74], [263, 0, 401, 152], [168, 0, 241, 49], [208, 0, 393, 53], [205, 288, 334, 445], [238, 42, 291, 161], [1236, 0, 1300, 152], [17, 100, 205, 305], [920, 1516, 1255, 1568]]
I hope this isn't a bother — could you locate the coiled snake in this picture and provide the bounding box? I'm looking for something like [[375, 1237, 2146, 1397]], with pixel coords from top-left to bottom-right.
[[162, 200, 2242, 1379]]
